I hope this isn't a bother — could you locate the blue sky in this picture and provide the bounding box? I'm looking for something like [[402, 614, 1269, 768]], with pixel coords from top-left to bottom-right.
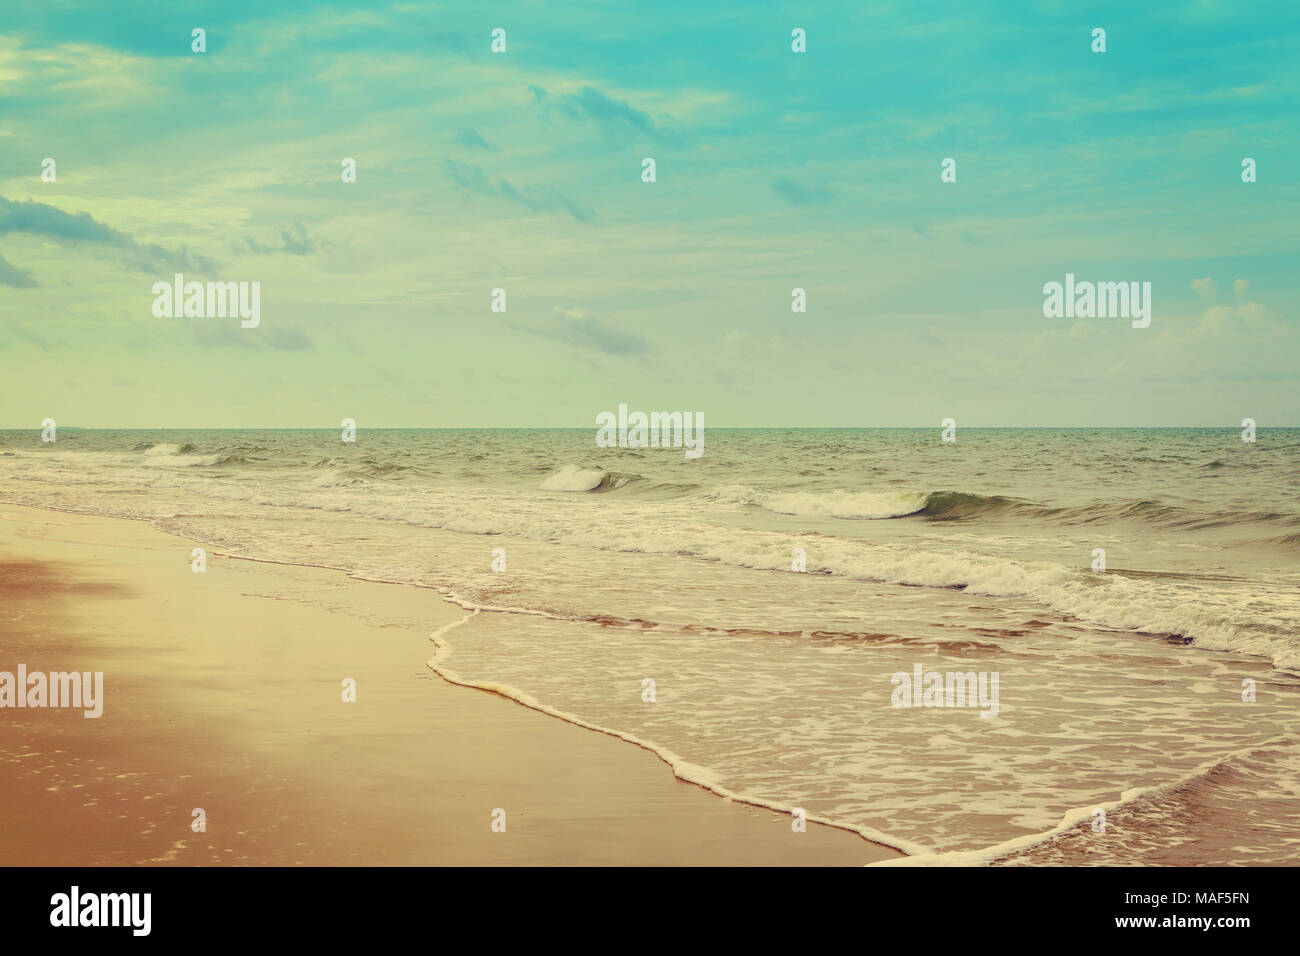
[[0, 0, 1296, 426]]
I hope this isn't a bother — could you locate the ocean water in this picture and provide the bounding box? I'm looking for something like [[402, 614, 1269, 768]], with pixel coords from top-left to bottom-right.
[[2, 427, 1297, 864]]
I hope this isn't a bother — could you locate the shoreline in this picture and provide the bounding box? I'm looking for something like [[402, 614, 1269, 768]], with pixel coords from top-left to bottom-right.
[[427, 605, 929, 856], [0, 503, 902, 865]]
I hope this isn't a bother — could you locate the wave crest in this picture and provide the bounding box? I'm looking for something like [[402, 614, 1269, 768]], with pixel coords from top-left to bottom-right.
[[539, 465, 638, 493]]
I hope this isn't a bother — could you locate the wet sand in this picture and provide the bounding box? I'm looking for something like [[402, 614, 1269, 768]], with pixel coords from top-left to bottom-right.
[[0, 504, 901, 865]]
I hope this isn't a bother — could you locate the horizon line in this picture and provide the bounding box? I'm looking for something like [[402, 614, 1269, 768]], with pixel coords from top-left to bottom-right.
[[3, 424, 1295, 431]]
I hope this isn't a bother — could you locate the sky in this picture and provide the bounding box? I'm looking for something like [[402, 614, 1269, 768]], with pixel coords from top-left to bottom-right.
[[0, 0, 1296, 427]]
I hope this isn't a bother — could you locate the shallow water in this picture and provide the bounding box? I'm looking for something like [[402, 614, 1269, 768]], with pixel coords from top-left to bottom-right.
[[2, 427, 1296, 863]]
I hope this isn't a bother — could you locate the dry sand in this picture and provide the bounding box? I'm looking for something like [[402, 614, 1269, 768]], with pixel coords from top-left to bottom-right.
[[0, 504, 900, 865]]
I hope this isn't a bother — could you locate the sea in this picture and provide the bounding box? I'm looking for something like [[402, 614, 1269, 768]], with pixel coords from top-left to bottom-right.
[[2, 427, 1297, 865]]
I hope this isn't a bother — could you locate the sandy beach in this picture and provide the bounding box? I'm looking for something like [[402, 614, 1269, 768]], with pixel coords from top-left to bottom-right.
[[0, 504, 900, 866]]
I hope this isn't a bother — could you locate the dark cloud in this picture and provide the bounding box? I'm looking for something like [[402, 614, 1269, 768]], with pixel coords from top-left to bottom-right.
[[532, 84, 682, 144], [444, 158, 594, 222], [0, 252, 39, 288], [444, 157, 524, 202], [279, 222, 316, 256], [240, 222, 319, 257], [453, 128, 496, 152], [0, 196, 214, 273], [771, 177, 832, 205]]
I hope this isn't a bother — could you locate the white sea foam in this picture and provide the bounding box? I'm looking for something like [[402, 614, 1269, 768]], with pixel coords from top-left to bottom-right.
[[871, 735, 1298, 866], [710, 484, 928, 519], [139, 444, 223, 467], [5, 445, 1296, 670], [539, 465, 606, 492], [425, 604, 930, 858]]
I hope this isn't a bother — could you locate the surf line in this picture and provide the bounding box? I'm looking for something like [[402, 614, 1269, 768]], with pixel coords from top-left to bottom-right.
[[423, 599, 928, 858], [870, 732, 1298, 867]]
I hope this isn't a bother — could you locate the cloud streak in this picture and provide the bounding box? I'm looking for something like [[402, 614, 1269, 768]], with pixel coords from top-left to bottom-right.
[[0, 252, 38, 288], [534, 84, 683, 144], [771, 177, 832, 205], [444, 158, 594, 221], [453, 128, 496, 152], [0, 196, 214, 274], [511, 309, 651, 356]]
